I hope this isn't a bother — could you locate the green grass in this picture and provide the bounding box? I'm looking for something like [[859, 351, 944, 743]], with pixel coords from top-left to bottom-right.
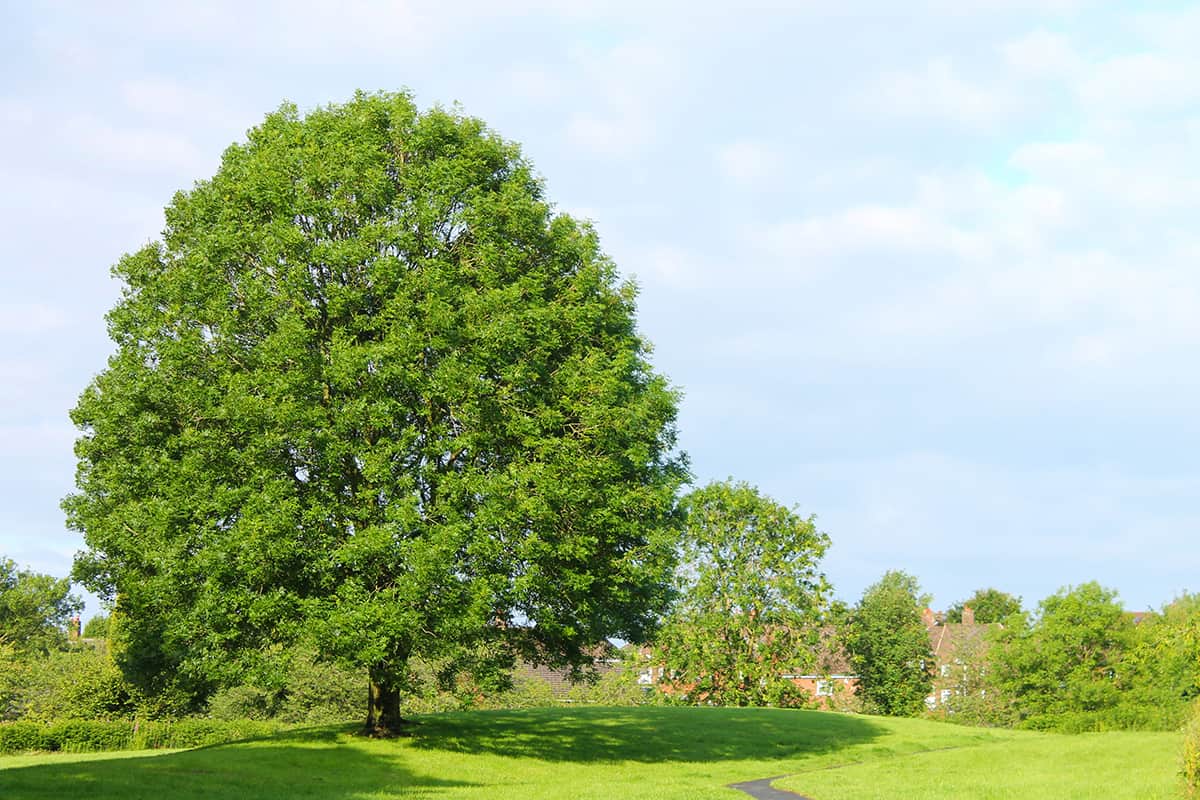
[[0, 707, 1184, 799], [777, 728, 1182, 800]]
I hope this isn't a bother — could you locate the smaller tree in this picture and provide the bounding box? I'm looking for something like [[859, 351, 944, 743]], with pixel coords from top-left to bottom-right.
[[656, 480, 830, 707], [845, 570, 933, 716], [0, 558, 82, 655], [946, 587, 1022, 624]]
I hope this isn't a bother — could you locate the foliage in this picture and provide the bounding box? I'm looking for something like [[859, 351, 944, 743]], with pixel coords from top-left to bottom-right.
[[565, 662, 660, 707], [930, 628, 1012, 727], [1123, 593, 1200, 728], [1184, 702, 1200, 798], [82, 615, 111, 639], [844, 570, 933, 716], [13, 647, 141, 722], [0, 718, 283, 755], [204, 644, 363, 723], [64, 90, 686, 733], [946, 587, 1022, 624], [0, 642, 24, 720], [0, 558, 81, 655], [655, 480, 830, 707], [989, 582, 1133, 730]]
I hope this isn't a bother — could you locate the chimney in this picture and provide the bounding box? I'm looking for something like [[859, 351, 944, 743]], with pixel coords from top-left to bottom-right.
[[962, 605, 975, 626], [68, 616, 81, 640], [921, 607, 936, 628]]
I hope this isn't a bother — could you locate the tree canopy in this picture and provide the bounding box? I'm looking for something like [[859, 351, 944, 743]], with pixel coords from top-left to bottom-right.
[[989, 582, 1132, 727], [0, 558, 81, 655], [656, 480, 830, 706], [64, 91, 686, 734], [947, 587, 1022, 624], [844, 570, 933, 716]]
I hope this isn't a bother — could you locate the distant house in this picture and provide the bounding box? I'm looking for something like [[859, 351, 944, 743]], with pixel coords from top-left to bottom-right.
[[512, 642, 623, 696], [635, 626, 860, 708], [922, 605, 996, 710], [783, 625, 859, 707]]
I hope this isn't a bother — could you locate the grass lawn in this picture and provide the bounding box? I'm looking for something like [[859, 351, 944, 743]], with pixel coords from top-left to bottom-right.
[[778, 728, 1182, 800], [0, 707, 1184, 799]]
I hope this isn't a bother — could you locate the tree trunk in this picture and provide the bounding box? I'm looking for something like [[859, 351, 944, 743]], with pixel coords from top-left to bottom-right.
[[365, 667, 407, 737]]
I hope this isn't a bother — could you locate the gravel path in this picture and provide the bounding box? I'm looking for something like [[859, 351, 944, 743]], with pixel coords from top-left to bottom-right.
[[727, 775, 812, 799]]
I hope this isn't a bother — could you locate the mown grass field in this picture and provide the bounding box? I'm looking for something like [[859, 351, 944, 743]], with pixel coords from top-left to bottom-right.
[[0, 707, 1184, 799]]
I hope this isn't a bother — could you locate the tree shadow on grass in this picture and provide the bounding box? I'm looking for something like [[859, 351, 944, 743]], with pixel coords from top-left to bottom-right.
[[0, 727, 475, 800], [410, 706, 886, 764]]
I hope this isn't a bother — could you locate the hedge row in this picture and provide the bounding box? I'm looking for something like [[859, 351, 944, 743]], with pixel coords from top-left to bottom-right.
[[0, 718, 285, 755]]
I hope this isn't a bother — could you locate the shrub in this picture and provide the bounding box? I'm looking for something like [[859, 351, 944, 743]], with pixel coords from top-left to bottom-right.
[[566, 665, 657, 706], [0, 718, 284, 755], [204, 646, 362, 724], [82, 614, 110, 639], [15, 647, 138, 722], [1183, 704, 1200, 797]]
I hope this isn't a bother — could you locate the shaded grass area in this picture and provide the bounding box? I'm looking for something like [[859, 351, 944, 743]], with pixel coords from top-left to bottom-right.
[[778, 728, 1183, 800], [0, 707, 1177, 799]]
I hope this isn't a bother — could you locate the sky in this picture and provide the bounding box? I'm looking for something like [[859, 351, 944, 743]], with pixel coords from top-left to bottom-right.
[[3, 1, 1199, 620]]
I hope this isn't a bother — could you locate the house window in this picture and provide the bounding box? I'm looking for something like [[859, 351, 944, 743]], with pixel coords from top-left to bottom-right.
[[940, 664, 952, 677], [816, 680, 834, 697], [940, 689, 953, 703]]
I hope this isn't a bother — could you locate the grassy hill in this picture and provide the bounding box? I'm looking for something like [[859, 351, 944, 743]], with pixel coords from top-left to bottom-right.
[[0, 707, 1184, 799]]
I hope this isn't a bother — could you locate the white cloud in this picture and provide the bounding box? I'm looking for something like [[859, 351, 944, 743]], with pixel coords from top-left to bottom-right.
[[0, 100, 35, 127], [566, 114, 649, 158], [563, 39, 682, 157], [1009, 140, 1105, 173], [715, 140, 780, 186], [861, 58, 1017, 127], [1078, 52, 1200, 115], [501, 66, 565, 104], [62, 115, 210, 175], [1000, 28, 1083, 79], [633, 244, 709, 289], [752, 204, 987, 264], [119, 78, 251, 132]]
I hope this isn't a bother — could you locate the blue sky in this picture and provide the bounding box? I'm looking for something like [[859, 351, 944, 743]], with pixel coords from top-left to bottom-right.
[[3, 1, 1199, 619]]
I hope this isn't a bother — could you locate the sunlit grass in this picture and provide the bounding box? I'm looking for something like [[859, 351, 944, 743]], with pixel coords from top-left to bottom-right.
[[0, 707, 1183, 799], [778, 728, 1182, 800]]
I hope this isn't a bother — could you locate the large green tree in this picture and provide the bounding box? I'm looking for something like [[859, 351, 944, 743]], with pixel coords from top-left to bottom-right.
[[655, 480, 830, 706], [65, 91, 686, 734], [844, 570, 933, 716]]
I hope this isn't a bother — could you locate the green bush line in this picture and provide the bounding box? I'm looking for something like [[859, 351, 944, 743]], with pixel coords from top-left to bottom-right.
[[0, 718, 285, 755]]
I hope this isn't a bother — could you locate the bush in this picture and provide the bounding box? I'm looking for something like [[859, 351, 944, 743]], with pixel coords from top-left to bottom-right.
[[566, 665, 658, 706], [1183, 704, 1200, 797], [82, 614, 110, 639], [204, 646, 362, 724], [15, 647, 139, 722], [0, 718, 284, 755]]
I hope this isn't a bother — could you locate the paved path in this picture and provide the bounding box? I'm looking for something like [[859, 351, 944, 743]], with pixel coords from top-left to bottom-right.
[[727, 775, 812, 800]]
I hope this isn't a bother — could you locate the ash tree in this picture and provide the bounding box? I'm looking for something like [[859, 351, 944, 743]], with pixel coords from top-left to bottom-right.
[[656, 480, 830, 706], [64, 91, 686, 735]]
